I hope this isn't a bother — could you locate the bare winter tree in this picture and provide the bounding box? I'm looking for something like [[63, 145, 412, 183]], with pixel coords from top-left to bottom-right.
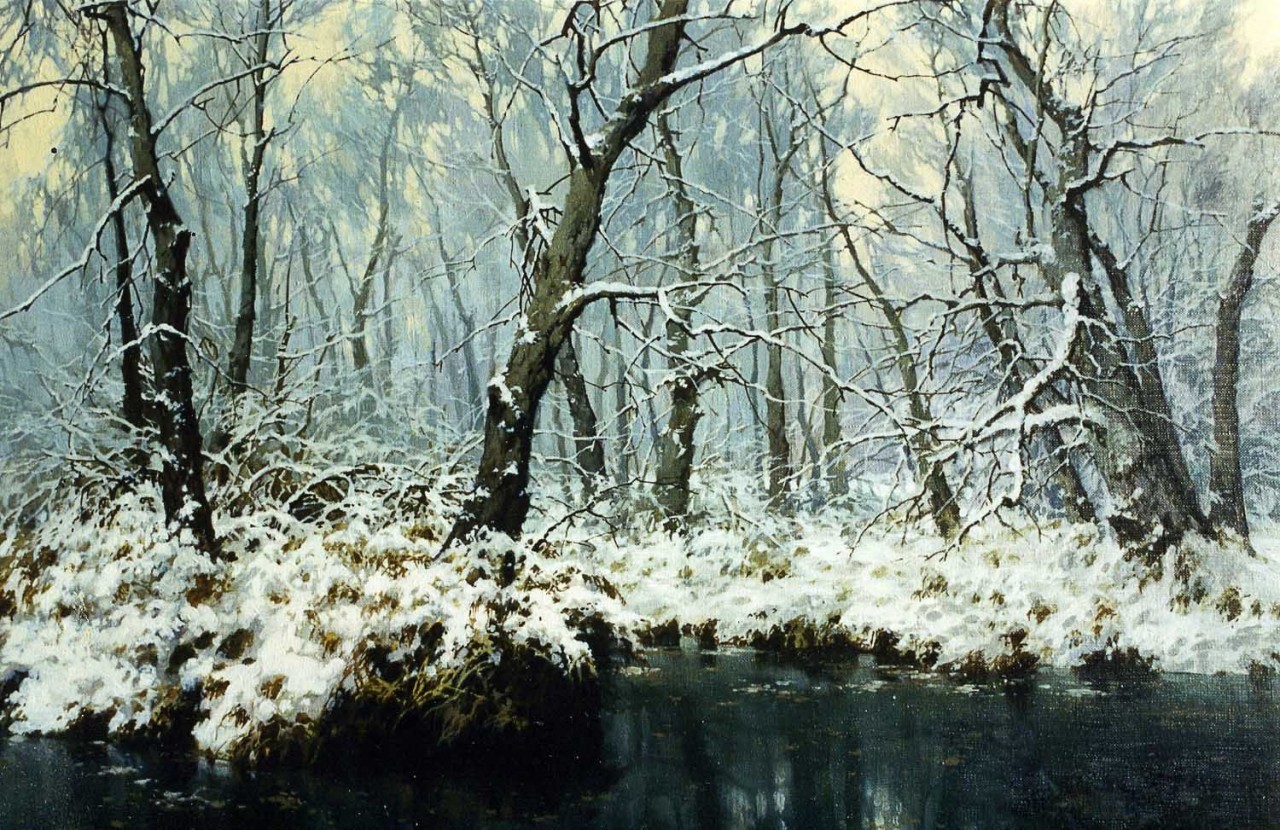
[[91, 1, 222, 557], [977, 0, 1210, 560], [444, 2, 904, 546], [1209, 201, 1280, 538]]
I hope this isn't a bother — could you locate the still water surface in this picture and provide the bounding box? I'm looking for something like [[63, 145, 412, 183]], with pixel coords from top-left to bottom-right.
[[1, 651, 1277, 829]]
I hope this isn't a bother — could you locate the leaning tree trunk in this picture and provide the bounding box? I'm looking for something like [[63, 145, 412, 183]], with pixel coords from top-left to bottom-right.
[[1208, 201, 1279, 538], [850, 242, 959, 539], [468, 41, 609, 496], [101, 2, 222, 559], [819, 160, 959, 538], [984, 0, 1205, 563], [226, 0, 272, 395], [444, 0, 692, 547]]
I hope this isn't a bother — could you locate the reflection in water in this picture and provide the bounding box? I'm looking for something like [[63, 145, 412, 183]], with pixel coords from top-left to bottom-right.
[[1, 652, 1278, 828]]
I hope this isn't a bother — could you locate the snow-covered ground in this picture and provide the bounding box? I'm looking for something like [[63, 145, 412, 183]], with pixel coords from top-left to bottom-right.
[[1, 479, 1278, 758], [583, 516, 1280, 675]]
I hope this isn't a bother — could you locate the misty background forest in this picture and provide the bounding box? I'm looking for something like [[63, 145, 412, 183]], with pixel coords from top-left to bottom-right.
[[1, 0, 1280, 766]]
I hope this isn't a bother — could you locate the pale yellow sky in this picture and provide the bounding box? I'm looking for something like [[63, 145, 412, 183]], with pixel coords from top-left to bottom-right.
[[2, 0, 1277, 231]]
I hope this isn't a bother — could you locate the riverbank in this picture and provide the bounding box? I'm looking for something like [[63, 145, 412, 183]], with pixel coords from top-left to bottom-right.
[[2, 486, 1278, 761]]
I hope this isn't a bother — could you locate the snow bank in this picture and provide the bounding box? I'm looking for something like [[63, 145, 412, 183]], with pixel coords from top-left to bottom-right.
[[583, 515, 1280, 675], [2, 477, 1278, 761]]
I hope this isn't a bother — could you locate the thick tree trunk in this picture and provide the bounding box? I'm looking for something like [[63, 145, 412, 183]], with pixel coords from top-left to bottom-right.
[[445, 0, 691, 547], [984, 0, 1205, 562], [956, 176, 1096, 524], [469, 44, 606, 468], [1208, 202, 1278, 537], [227, 0, 272, 394], [102, 3, 222, 559]]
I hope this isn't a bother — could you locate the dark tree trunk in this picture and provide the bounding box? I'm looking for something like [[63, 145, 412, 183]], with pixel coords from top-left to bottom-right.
[[227, 0, 272, 394], [556, 337, 606, 498], [763, 275, 792, 507], [101, 2, 222, 559], [468, 44, 608, 491], [984, 0, 1205, 563], [1208, 201, 1278, 538], [445, 0, 691, 547], [96, 90, 147, 430]]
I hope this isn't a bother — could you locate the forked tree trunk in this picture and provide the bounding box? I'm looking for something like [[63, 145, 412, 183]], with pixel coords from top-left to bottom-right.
[[1209, 201, 1279, 538], [101, 2, 222, 559], [468, 39, 609, 494], [984, 0, 1205, 562], [445, 0, 692, 547]]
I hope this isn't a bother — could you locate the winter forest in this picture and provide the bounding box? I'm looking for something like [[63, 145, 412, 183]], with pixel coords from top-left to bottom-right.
[[2, 0, 1280, 776]]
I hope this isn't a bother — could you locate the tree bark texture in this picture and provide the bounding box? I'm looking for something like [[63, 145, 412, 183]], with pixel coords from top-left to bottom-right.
[[445, 0, 691, 547], [227, 0, 272, 394], [1208, 201, 1278, 537], [101, 2, 222, 559]]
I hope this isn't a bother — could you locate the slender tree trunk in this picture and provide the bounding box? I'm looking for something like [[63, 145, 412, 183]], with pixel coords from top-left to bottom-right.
[[763, 274, 792, 506], [445, 0, 691, 547], [100, 2, 222, 559], [351, 103, 401, 377], [557, 337, 606, 498], [1209, 201, 1278, 538], [96, 89, 147, 430], [227, 0, 272, 394], [820, 248, 848, 500], [652, 112, 705, 530], [760, 129, 795, 509], [819, 162, 959, 538], [439, 243, 483, 427]]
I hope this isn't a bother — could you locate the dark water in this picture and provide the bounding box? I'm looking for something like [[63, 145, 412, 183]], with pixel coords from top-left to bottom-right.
[[2, 651, 1279, 829]]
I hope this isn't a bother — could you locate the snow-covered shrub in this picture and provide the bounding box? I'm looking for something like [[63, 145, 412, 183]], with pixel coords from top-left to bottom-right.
[[0, 483, 626, 764]]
